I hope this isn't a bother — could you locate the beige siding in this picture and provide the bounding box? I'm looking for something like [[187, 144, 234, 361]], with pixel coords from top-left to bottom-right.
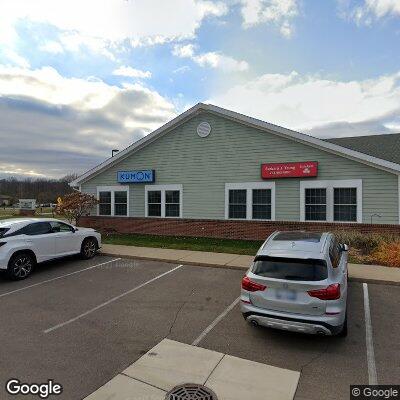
[[81, 112, 399, 224]]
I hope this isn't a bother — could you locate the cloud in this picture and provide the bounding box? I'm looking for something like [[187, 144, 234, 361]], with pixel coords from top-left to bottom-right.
[[173, 44, 249, 72], [240, 0, 299, 38], [173, 44, 196, 58], [57, 32, 118, 60], [340, 0, 400, 25], [173, 66, 191, 74], [0, 0, 228, 64], [113, 66, 152, 79], [209, 70, 400, 137], [39, 41, 64, 54], [0, 65, 176, 178], [1, 49, 30, 68]]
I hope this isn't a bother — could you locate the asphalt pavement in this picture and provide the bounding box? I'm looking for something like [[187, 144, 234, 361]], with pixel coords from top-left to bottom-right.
[[0, 255, 398, 400]]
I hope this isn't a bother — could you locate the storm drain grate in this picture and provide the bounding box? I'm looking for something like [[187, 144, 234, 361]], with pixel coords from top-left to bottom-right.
[[165, 383, 218, 400]]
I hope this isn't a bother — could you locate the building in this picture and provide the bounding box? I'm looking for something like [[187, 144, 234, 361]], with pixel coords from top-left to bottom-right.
[[71, 103, 400, 240], [0, 195, 12, 206]]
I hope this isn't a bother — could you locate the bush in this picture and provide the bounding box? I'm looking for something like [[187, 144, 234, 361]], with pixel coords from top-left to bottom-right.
[[371, 241, 400, 268], [55, 192, 98, 224], [333, 231, 400, 254]]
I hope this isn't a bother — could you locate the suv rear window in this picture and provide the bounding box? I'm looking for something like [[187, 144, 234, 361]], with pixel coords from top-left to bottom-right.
[[252, 256, 328, 281]]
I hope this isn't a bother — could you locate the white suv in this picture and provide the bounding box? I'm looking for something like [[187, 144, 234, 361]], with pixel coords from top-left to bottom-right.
[[0, 218, 101, 280], [241, 231, 348, 336]]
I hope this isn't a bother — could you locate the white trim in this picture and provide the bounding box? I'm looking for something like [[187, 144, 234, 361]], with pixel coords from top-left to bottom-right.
[[96, 185, 129, 217], [71, 103, 400, 186], [145, 184, 183, 218], [300, 179, 362, 223], [225, 182, 275, 221]]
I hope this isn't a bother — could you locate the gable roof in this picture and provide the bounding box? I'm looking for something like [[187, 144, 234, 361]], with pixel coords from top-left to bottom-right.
[[326, 133, 400, 165], [71, 103, 400, 186]]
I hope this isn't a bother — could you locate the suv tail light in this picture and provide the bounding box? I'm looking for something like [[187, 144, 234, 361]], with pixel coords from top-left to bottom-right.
[[308, 284, 340, 300], [241, 276, 267, 292]]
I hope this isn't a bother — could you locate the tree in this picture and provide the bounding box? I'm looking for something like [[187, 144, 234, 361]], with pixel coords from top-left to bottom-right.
[[55, 192, 98, 224]]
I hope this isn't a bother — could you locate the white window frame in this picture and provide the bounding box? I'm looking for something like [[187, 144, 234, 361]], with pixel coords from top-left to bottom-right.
[[225, 182, 275, 221], [300, 180, 362, 223], [145, 184, 183, 218], [97, 186, 129, 217]]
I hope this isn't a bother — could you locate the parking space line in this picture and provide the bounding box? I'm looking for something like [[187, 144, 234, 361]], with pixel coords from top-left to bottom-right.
[[192, 297, 240, 346], [363, 283, 378, 385], [0, 258, 121, 298], [44, 264, 184, 334]]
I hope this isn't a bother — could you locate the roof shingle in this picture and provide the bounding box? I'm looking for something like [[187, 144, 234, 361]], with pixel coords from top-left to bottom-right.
[[326, 133, 400, 165]]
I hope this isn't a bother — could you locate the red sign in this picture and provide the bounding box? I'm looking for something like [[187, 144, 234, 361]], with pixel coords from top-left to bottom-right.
[[261, 161, 318, 179]]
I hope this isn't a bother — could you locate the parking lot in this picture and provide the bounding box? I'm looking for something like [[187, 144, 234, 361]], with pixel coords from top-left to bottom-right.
[[0, 255, 399, 400]]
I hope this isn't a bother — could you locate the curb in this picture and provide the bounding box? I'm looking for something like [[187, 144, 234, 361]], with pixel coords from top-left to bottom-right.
[[100, 252, 249, 271], [100, 252, 400, 285], [347, 277, 400, 286]]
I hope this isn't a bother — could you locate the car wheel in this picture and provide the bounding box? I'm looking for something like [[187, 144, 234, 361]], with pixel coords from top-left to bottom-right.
[[81, 238, 98, 259], [337, 312, 348, 337], [7, 252, 35, 280]]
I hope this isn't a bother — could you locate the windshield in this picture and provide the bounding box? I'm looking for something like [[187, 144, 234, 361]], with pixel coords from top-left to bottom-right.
[[252, 256, 328, 281]]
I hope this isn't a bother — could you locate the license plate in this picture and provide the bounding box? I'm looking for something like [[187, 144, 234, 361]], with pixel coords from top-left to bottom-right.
[[275, 289, 297, 301]]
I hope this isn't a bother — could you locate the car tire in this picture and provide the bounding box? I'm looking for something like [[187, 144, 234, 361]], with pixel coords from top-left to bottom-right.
[[80, 237, 98, 259], [7, 252, 35, 280], [337, 312, 348, 337]]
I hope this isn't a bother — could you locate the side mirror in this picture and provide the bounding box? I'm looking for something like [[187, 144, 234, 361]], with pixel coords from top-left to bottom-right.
[[341, 244, 349, 252]]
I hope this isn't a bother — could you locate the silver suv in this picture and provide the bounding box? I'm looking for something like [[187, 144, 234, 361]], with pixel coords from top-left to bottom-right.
[[241, 231, 348, 336]]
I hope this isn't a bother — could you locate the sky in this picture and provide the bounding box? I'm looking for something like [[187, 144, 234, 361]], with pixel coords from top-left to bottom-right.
[[0, 0, 399, 179]]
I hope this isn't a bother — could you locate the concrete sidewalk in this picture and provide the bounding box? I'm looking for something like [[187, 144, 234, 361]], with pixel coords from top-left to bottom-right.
[[101, 244, 400, 285], [85, 339, 300, 400]]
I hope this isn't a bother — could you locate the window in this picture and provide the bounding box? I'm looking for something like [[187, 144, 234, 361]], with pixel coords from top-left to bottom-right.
[[252, 256, 328, 281], [229, 189, 247, 219], [300, 180, 362, 223], [24, 222, 52, 236], [97, 187, 129, 217], [165, 190, 180, 217], [334, 188, 357, 222], [50, 221, 74, 233], [114, 191, 128, 216], [225, 183, 275, 220], [305, 188, 327, 221], [252, 189, 271, 220], [99, 191, 111, 216], [145, 185, 182, 218], [148, 191, 162, 217]]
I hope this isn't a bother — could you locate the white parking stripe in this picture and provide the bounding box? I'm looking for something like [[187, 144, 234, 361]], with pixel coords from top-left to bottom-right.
[[192, 297, 240, 346], [44, 264, 184, 334], [0, 258, 121, 298], [363, 283, 378, 385]]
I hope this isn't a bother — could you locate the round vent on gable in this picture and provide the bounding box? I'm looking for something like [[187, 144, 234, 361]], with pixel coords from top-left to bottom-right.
[[197, 122, 211, 138]]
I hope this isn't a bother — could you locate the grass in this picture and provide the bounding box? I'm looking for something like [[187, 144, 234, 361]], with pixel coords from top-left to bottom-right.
[[0, 210, 66, 221], [103, 231, 400, 267], [103, 234, 263, 255]]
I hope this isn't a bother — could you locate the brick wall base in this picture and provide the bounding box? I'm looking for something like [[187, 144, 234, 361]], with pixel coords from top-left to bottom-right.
[[79, 216, 400, 241]]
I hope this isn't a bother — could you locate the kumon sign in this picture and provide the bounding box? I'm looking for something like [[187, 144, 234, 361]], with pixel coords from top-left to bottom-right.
[[261, 161, 318, 179], [117, 170, 155, 183]]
